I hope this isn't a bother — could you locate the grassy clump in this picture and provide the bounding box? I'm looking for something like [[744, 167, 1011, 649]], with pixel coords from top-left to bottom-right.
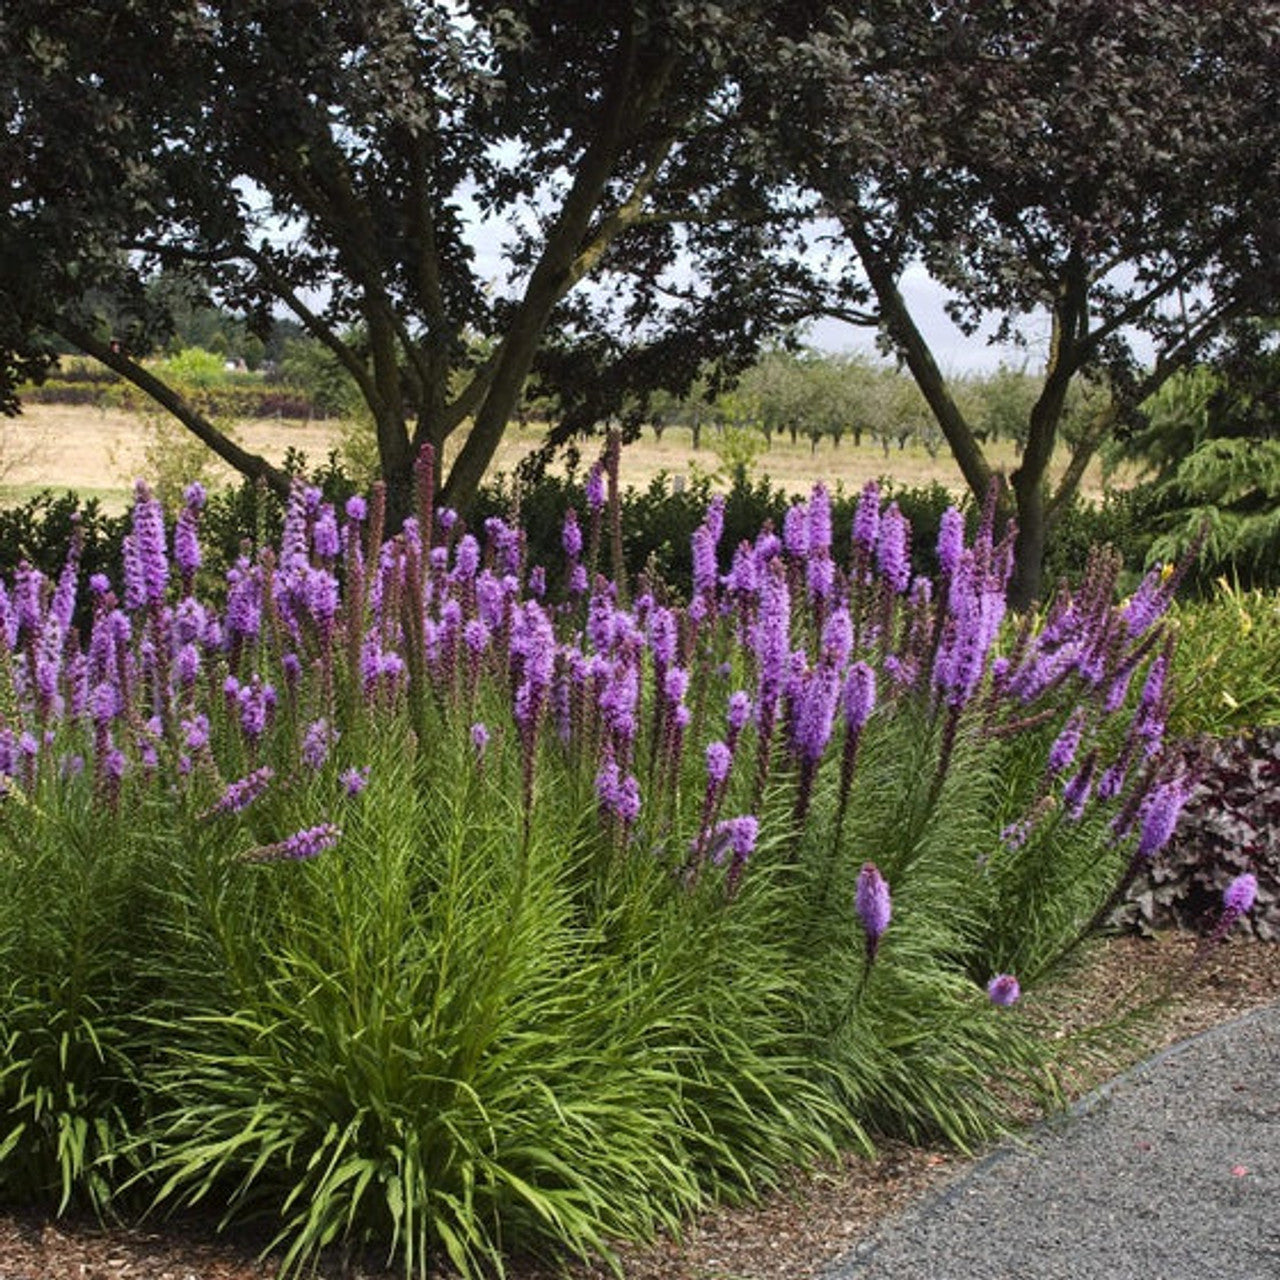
[[0, 451, 1216, 1276]]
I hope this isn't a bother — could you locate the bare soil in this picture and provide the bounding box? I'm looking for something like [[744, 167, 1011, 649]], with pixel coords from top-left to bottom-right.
[[2, 933, 1276, 1280], [0, 404, 1115, 510]]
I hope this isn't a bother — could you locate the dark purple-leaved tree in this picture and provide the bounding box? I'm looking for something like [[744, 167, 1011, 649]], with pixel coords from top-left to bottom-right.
[[0, 0, 822, 521], [754, 0, 1280, 606]]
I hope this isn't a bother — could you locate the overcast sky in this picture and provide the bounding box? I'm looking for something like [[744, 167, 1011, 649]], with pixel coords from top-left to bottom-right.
[[803, 265, 1051, 376]]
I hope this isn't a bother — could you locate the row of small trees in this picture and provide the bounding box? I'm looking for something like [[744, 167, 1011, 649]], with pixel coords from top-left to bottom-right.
[[645, 350, 1112, 460]]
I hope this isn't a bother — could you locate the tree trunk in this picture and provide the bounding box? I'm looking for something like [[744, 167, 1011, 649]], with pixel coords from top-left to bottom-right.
[[1007, 479, 1047, 611]]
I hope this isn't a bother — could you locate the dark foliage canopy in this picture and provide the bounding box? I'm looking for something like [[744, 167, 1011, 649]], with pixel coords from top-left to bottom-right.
[[2, 1, 1278, 600]]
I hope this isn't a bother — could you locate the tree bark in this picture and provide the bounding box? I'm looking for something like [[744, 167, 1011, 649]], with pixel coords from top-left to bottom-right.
[[840, 210, 995, 503]]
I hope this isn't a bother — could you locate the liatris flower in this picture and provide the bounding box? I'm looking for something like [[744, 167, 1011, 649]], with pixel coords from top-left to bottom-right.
[[595, 756, 641, 827], [237, 677, 277, 741], [224, 558, 263, 645], [600, 657, 640, 744], [453, 534, 480, 581], [647, 606, 679, 669], [706, 740, 732, 787], [202, 765, 275, 819], [663, 665, 690, 708], [1224, 873, 1258, 916], [783, 503, 809, 558], [704, 493, 726, 546], [244, 823, 341, 863], [876, 502, 911, 594], [50, 527, 82, 634], [936, 506, 965, 577], [1121, 565, 1174, 638], [987, 974, 1021, 1006], [1062, 752, 1097, 820], [807, 485, 832, 555], [562, 508, 584, 559], [123, 482, 170, 610], [340, 766, 370, 797], [309, 503, 339, 560], [691, 524, 718, 598], [752, 561, 791, 714], [1047, 710, 1085, 776], [302, 718, 335, 770], [345, 495, 368, 524], [852, 481, 880, 558], [1192, 872, 1261, 968], [726, 541, 758, 599], [855, 862, 891, 960], [790, 661, 841, 766], [586, 461, 606, 513], [707, 814, 759, 895], [470, 722, 490, 758], [1134, 645, 1171, 758], [1134, 777, 1191, 859], [173, 484, 205, 584], [821, 608, 853, 667], [842, 662, 877, 733], [182, 714, 211, 753], [807, 551, 835, 603], [89, 679, 121, 728]]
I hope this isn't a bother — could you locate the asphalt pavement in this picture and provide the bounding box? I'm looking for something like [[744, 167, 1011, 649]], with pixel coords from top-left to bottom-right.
[[823, 1001, 1280, 1280]]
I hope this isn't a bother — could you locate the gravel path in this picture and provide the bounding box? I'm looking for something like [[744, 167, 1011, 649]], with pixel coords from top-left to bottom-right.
[[825, 1001, 1280, 1280]]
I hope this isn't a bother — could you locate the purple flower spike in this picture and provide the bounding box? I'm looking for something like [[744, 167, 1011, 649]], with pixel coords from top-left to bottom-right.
[[245, 823, 341, 863], [727, 691, 752, 736], [842, 662, 877, 733], [562, 509, 584, 559], [595, 757, 642, 826], [203, 766, 275, 819], [791, 662, 841, 764], [123, 481, 170, 609], [852, 481, 880, 557], [1047, 710, 1085, 776], [987, 974, 1021, 1007], [1136, 778, 1190, 860], [586, 462, 606, 513], [173, 505, 203, 581], [340, 766, 370, 797], [710, 814, 760, 894], [1224, 873, 1258, 916], [876, 502, 911, 594], [691, 525, 718, 597], [706, 740, 732, 786], [302, 718, 335, 770], [937, 507, 965, 577], [807, 485, 832, 554], [710, 814, 758, 863], [855, 862, 891, 959], [783, 503, 810, 558], [470, 722, 490, 757]]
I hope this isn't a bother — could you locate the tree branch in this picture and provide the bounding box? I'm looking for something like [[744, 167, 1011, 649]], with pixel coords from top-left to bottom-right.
[[442, 25, 675, 509], [53, 316, 292, 497], [839, 206, 995, 502]]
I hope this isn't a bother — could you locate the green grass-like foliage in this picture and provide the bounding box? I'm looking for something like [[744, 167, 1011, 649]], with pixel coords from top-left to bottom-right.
[[0, 459, 1201, 1276], [1165, 580, 1280, 736]]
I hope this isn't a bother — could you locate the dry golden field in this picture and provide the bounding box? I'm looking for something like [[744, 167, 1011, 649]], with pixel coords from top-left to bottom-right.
[[0, 401, 1114, 510]]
